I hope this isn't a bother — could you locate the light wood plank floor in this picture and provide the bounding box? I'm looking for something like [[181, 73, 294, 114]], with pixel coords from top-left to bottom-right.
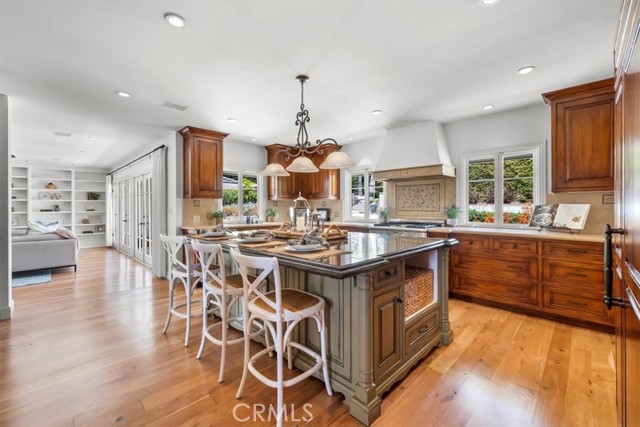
[[0, 248, 617, 426]]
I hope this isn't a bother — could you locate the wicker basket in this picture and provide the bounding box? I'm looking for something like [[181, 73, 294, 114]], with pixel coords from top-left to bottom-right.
[[404, 267, 434, 318]]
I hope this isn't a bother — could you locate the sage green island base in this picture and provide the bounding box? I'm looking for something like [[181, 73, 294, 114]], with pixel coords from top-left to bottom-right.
[[226, 232, 457, 426]]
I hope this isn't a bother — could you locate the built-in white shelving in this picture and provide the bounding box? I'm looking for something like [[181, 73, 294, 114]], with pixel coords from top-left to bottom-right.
[[11, 166, 108, 248]]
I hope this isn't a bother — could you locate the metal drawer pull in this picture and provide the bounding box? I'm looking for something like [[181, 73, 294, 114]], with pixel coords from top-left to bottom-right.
[[512, 244, 518, 249], [384, 270, 394, 277], [396, 298, 404, 303], [567, 272, 588, 278], [567, 300, 588, 307], [567, 249, 587, 254], [418, 326, 430, 333]]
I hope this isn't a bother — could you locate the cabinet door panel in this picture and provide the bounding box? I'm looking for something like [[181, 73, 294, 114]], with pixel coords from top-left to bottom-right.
[[542, 241, 603, 262], [492, 237, 538, 257], [452, 253, 538, 281], [451, 272, 538, 306], [373, 286, 402, 380], [542, 260, 603, 288], [542, 284, 611, 325], [193, 137, 222, 197]]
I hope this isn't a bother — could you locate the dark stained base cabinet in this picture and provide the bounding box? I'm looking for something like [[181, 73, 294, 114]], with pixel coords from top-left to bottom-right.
[[430, 230, 614, 330]]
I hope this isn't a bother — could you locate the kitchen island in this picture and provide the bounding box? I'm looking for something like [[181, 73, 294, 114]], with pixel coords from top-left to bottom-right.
[[226, 232, 458, 425]]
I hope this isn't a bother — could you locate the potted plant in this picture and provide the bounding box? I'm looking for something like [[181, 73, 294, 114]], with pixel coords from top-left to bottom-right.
[[266, 208, 276, 222], [87, 192, 100, 201], [378, 207, 390, 224], [206, 210, 224, 225], [445, 205, 462, 226], [53, 204, 60, 212]]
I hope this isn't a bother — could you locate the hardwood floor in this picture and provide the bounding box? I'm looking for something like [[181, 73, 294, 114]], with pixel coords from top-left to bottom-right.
[[0, 248, 617, 427]]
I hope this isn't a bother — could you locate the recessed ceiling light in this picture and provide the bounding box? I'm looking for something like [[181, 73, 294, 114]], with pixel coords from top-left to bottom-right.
[[164, 13, 186, 28], [482, 105, 495, 110], [53, 131, 71, 137], [87, 137, 96, 140], [251, 138, 257, 141], [50, 158, 61, 161], [517, 66, 536, 75], [348, 137, 354, 141], [480, 0, 499, 5], [371, 110, 383, 116], [116, 91, 132, 98], [79, 150, 87, 153], [227, 118, 237, 123]]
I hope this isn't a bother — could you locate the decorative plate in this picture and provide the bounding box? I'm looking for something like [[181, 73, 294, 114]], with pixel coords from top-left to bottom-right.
[[284, 244, 324, 252]]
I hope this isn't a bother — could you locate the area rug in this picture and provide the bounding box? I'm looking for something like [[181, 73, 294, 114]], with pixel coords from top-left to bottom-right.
[[12, 269, 52, 287]]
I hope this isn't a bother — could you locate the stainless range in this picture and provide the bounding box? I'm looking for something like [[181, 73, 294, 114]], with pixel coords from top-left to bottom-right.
[[369, 221, 444, 237]]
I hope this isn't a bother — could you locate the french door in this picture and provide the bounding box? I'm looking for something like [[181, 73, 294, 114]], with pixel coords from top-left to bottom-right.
[[113, 172, 152, 266], [133, 174, 152, 265]]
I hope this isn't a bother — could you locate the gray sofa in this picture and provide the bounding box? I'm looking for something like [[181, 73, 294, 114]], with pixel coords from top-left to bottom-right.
[[12, 230, 78, 273]]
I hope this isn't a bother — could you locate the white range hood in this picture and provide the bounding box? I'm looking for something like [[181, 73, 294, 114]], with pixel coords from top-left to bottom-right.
[[373, 120, 455, 180], [373, 120, 456, 220]]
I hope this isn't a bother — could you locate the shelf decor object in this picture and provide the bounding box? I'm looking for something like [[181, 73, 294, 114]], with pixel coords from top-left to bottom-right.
[[87, 192, 100, 200], [45, 182, 57, 189], [260, 75, 356, 176]]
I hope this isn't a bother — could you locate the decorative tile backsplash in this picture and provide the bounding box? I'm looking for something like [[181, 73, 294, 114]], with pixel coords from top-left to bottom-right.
[[387, 177, 455, 220], [397, 182, 442, 213]]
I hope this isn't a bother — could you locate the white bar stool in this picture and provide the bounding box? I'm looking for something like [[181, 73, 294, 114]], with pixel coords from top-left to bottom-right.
[[230, 248, 333, 427], [159, 234, 205, 346], [191, 241, 269, 383]]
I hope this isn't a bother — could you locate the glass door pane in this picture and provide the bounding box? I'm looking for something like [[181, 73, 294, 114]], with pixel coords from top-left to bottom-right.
[[502, 155, 534, 224], [468, 159, 496, 223]]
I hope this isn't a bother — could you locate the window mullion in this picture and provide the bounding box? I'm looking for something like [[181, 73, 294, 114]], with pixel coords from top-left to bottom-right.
[[495, 154, 504, 225]]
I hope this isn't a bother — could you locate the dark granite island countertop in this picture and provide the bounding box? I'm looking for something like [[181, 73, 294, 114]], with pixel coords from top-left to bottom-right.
[[217, 231, 457, 426], [230, 232, 459, 279]]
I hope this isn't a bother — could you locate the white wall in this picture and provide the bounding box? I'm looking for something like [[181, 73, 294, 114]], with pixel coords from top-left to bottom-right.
[[342, 136, 385, 168], [1, 94, 13, 320], [443, 103, 551, 169], [224, 138, 267, 171]]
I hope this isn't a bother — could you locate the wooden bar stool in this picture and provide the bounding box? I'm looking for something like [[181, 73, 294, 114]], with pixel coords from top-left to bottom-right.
[[191, 241, 269, 382], [230, 248, 333, 427], [159, 234, 205, 346]]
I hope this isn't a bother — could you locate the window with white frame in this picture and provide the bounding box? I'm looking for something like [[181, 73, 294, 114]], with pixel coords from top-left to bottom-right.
[[460, 144, 544, 226], [222, 171, 259, 220], [348, 170, 385, 221]]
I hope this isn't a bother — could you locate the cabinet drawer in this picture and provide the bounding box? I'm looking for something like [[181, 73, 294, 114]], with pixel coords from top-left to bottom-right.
[[404, 309, 439, 357], [374, 261, 403, 290], [452, 235, 491, 254], [451, 272, 538, 306], [492, 238, 538, 257], [542, 284, 612, 325], [542, 241, 603, 262], [452, 253, 538, 281], [542, 260, 603, 287]]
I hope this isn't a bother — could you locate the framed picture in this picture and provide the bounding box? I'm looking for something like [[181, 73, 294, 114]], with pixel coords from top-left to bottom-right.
[[88, 214, 102, 224], [38, 192, 50, 200], [96, 225, 105, 233]]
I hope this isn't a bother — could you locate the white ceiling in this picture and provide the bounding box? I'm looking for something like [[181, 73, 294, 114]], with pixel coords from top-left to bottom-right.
[[0, 0, 620, 170]]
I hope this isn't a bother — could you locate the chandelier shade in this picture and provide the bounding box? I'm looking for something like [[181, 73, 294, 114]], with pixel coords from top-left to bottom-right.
[[319, 150, 356, 169], [286, 156, 319, 173], [261, 162, 290, 176], [259, 74, 356, 176]]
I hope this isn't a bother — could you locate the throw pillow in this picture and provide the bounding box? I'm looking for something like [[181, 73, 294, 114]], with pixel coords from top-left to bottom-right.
[[27, 220, 61, 233]]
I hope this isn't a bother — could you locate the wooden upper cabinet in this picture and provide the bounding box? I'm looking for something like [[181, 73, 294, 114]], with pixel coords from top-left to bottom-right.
[[306, 145, 340, 200], [265, 144, 341, 200], [180, 126, 228, 199], [542, 79, 615, 192]]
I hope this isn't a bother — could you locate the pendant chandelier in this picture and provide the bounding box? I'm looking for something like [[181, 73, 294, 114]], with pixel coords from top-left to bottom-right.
[[260, 75, 356, 177]]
